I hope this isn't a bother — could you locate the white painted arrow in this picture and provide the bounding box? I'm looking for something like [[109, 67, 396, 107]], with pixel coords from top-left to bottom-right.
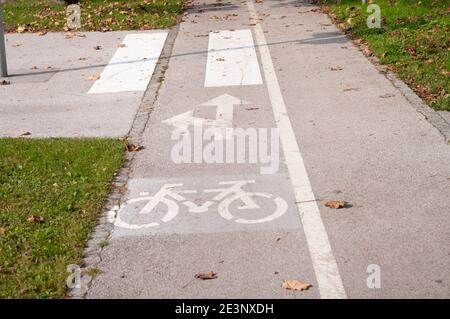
[[163, 94, 248, 130]]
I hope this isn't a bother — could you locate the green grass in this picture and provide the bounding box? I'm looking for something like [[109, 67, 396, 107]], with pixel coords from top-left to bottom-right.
[[0, 138, 125, 298], [2, 0, 184, 32], [318, 0, 449, 111]]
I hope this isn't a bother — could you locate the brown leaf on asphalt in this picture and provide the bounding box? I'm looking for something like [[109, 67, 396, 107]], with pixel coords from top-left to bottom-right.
[[27, 215, 45, 223], [282, 280, 312, 291], [93, 45, 102, 50], [20, 132, 32, 136], [11, 44, 22, 47], [325, 199, 348, 209], [0, 80, 11, 85], [379, 93, 395, 98], [343, 87, 359, 91], [17, 26, 26, 33], [245, 107, 259, 111], [118, 44, 127, 48], [125, 143, 144, 152], [195, 271, 217, 280], [37, 31, 47, 36], [330, 66, 343, 71], [64, 32, 75, 39], [87, 75, 100, 81]]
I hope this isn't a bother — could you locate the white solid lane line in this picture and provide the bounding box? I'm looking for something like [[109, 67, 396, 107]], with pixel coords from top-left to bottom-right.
[[246, 0, 347, 299], [205, 29, 263, 87], [89, 32, 168, 94]]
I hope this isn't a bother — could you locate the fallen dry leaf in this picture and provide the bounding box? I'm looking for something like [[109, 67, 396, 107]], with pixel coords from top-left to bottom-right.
[[12, 43, 22, 47], [195, 271, 217, 280], [87, 75, 100, 81], [93, 45, 102, 50], [20, 132, 31, 136], [380, 93, 395, 98], [0, 80, 11, 86], [17, 26, 26, 33], [362, 46, 373, 56], [37, 31, 47, 36], [0, 227, 5, 236], [282, 280, 312, 291], [125, 143, 144, 152], [118, 44, 127, 48], [325, 199, 348, 209], [27, 215, 45, 223], [330, 66, 343, 71]]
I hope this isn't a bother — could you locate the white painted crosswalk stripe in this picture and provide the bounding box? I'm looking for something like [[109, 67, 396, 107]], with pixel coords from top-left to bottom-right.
[[204, 29, 263, 87], [89, 32, 167, 94]]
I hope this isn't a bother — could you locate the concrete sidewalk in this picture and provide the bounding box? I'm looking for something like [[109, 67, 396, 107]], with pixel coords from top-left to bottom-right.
[[0, 31, 166, 138], [78, 0, 450, 299]]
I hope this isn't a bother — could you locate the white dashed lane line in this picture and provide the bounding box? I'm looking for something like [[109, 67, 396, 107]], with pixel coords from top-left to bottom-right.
[[89, 32, 168, 94], [205, 29, 263, 87]]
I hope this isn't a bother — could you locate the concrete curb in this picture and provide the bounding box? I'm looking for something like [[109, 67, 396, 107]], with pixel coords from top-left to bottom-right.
[[66, 25, 180, 299]]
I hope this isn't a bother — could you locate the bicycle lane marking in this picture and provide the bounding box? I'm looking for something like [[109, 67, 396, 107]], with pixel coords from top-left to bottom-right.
[[245, 0, 347, 299], [109, 175, 300, 236]]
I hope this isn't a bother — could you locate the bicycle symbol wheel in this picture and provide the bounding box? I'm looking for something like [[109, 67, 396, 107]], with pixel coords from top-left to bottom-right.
[[218, 192, 288, 224], [114, 196, 179, 229]]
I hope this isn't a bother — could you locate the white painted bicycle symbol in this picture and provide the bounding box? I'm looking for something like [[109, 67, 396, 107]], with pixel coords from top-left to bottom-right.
[[113, 180, 288, 229]]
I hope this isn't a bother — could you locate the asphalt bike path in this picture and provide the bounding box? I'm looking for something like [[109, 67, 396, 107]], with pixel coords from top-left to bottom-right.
[[87, 0, 450, 298]]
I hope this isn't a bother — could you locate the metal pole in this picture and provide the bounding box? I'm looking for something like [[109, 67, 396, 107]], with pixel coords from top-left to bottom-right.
[[0, 1, 8, 77]]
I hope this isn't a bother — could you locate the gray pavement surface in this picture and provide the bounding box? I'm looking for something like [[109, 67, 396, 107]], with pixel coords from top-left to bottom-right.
[[0, 31, 165, 137], [78, 0, 448, 298]]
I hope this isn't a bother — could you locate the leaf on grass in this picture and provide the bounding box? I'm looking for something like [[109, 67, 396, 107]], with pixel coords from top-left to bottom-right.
[[195, 271, 217, 280], [0, 227, 5, 236], [282, 280, 312, 291], [126, 143, 144, 152], [87, 75, 100, 81], [362, 46, 373, 56], [325, 199, 348, 209], [27, 215, 45, 223]]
